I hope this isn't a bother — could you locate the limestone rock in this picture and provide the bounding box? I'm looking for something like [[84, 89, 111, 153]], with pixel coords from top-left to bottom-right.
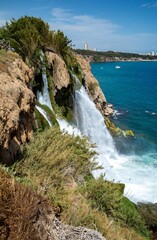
[[75, 53, 113, 117], [0, 52, 35, 164], [46, 51, 70, 91]]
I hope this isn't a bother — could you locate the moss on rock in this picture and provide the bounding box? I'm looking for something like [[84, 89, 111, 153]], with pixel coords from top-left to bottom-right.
[[105, 118, 134, 138]]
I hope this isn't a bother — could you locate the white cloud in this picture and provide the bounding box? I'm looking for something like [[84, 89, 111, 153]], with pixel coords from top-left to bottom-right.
[[51, 8, 72, 20], [51, 8, 120, 33], [50, 8, 121, 48], [142, 2, 157, 8], [49, 7, 157, 52]]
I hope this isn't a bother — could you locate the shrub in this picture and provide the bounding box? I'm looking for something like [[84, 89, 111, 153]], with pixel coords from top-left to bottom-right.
[[80, 176, 149, 238]]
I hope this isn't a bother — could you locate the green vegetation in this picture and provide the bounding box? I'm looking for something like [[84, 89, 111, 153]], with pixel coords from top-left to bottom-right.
[[105, 117, 134, 137], [14, 127, 97, 190], [9, 126, 150, 240], [80, 177, 149, 237], [75, 49, 157, 62], [0, 16, 72, 64]]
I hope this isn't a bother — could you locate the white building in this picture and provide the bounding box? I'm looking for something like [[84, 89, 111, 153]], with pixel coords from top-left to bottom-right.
[[84, 43, 88, 50], [151, 51, 155, 56]]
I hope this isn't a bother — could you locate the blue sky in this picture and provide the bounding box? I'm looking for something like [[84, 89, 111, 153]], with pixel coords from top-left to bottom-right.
[[1, 0, 157, 53]]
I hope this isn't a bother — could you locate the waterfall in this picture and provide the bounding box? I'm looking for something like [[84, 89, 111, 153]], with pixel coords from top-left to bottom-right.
[[36, 105, 52, 127], [74, 83, 120, 180], [73, 76, 157, 203], [35, 51, 53, 126], [37, 51, 52, 111], [57, 118, 81, 136]]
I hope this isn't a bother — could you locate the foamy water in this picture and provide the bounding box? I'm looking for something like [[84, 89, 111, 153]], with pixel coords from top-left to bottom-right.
[[73, 83, 157, 204]]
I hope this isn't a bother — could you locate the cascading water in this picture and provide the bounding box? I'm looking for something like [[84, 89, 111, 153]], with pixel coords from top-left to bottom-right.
[[73, 76, 157, 203], [35, 52, 80, 135], [35, 51, 54, 126], [34, 56, 157, 203], [37, 52, 52, 111], [35, 105, 52, 127]]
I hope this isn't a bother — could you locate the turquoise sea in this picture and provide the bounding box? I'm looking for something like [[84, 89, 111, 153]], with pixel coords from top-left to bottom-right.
[[91, 61, 157, 203]]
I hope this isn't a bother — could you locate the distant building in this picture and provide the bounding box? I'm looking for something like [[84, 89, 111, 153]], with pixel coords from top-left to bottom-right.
[[151, 51, 155, 56], [84, 43, 88, 50]]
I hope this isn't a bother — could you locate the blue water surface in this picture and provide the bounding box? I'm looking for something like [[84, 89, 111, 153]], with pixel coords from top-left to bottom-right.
[[91, 61, 157, 156]]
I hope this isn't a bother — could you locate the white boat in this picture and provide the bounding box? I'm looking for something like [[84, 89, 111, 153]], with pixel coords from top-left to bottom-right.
[[115, 65, 121, 69]]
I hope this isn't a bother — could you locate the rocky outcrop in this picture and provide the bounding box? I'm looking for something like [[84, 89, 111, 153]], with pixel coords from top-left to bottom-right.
[[0, 52, 35, 164], [75, 53, 113, 117], [46, 51, 70, 91], [35, 207, 106, 240]]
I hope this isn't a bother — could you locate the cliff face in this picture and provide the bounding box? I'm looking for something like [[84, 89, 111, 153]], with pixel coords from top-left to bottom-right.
[[75, 53, 113, 117], [46, 51, 70, 91], [0, 50, 113, 164], [46, 51, 113, 117], [0, 52, 35, 164]]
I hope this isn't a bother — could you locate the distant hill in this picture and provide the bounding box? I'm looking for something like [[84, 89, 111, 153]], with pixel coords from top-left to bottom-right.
[[75, 49, 157, 62]]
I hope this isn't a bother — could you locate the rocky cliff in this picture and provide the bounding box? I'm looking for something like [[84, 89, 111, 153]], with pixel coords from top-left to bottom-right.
[[0, 50, 113, 164], [0, 51, 35, 164], [46, 51, 70, 91], [75, 53, 113, 117]]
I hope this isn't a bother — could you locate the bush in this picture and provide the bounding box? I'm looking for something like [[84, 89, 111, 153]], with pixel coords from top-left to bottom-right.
[[80, 176, 149, 238]]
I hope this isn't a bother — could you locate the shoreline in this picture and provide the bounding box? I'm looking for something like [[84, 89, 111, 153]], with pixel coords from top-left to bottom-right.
[[90, 59, 157, 63]]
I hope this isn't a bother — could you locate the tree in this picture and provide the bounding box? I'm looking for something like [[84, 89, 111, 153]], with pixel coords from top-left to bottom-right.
[[50, 30, 72, 59], [0, 16, 50, 62]]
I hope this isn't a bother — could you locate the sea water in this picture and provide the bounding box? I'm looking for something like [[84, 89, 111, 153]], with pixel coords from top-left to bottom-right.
[[91, 61, 157, 203]]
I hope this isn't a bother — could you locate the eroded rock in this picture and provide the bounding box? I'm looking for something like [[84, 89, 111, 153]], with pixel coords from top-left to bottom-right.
[[0, 52, 35, 164], [46, 51, 70, 91]]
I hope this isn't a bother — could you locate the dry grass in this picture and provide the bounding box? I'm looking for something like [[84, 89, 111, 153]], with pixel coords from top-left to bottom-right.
[[0, 49, 19, 73], [0, 168, 44, 240]]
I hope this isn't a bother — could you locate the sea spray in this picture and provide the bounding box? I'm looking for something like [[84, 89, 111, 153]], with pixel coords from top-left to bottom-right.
[[73, 75, 157, 203]]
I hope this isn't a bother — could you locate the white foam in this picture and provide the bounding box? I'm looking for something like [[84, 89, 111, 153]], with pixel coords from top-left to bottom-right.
[[57, 118, 81, 136]]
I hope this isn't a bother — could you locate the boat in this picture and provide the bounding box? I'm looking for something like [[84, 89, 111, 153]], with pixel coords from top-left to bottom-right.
[[115, 65, 121, 69]]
